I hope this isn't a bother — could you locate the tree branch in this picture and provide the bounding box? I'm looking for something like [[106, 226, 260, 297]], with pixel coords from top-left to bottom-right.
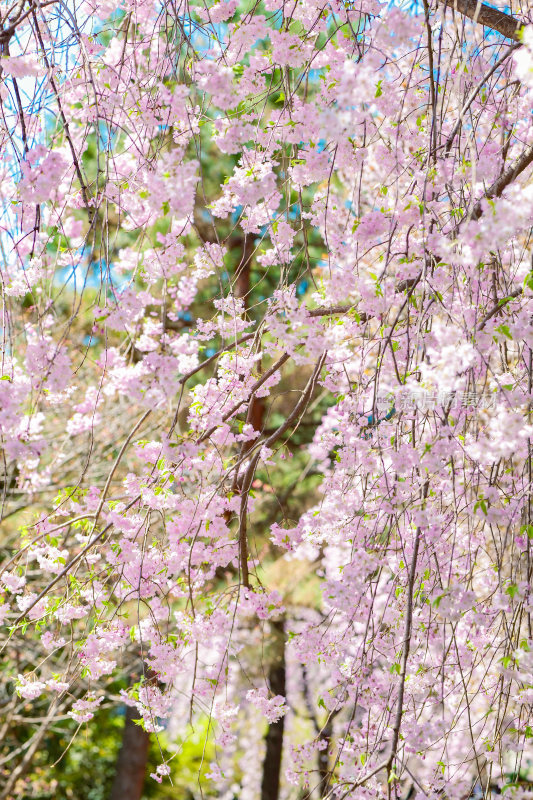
[[470, 144, 533, 221], [439, 0, 524, 41], [476, 286, 523, 330]]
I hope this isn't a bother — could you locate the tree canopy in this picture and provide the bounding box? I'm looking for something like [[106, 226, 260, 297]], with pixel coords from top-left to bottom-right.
[[1, 0, 533, 798]]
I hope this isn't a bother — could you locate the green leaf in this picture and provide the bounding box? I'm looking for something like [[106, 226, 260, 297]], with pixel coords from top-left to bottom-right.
[[502, 782, 520, 794], [496, 323, 512, 340], [498, 295, 517, 307]]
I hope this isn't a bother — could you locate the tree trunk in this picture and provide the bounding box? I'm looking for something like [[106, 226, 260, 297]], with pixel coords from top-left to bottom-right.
[[110, 706, 150, 800], [261, 620, 286, 800], [317, 717, 332, 798]]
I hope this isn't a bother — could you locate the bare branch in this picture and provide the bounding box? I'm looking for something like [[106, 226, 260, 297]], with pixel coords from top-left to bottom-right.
[[470, 145, 533, 221], [438, 0, 524, 41]]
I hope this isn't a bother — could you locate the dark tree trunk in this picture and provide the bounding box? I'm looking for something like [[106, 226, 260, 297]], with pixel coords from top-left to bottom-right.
[[233, 232, 255, 302], [233, 231, 284, 799], [300, 662, 337, 799], [232, 232, 265, 481], [236, 235, 265, 450], [261, 620, 286, 800], [220, 232, 265, 566], [110, 706, 150, 800]]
